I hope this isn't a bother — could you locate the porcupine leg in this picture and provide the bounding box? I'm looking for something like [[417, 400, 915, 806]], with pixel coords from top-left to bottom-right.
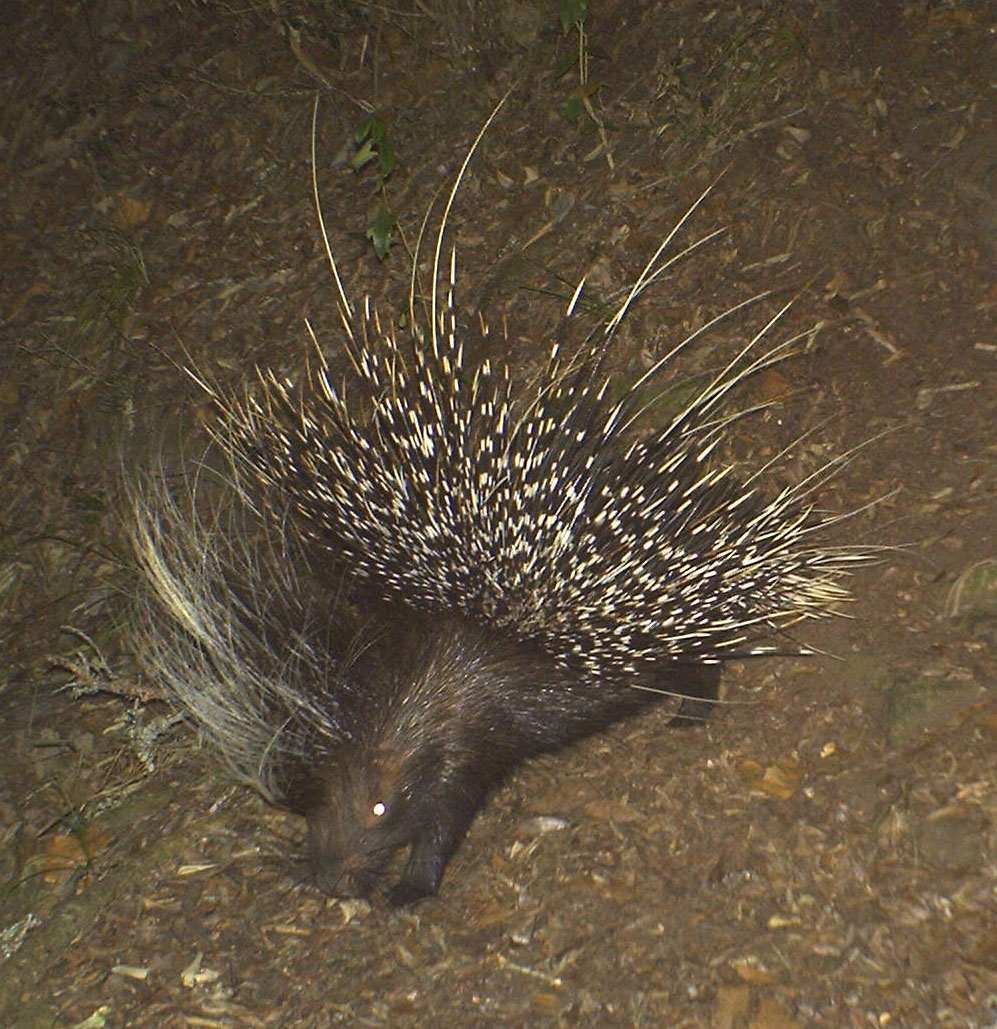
[[387, 782, 491, 906], [667, 663, 722, 729], [388, 837, 455, 906]]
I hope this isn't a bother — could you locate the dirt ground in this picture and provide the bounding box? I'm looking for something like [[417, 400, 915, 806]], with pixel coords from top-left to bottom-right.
[[2, 1, 996, 1026]]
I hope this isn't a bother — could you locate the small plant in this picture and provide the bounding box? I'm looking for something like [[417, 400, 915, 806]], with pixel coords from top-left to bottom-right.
[[555, 0, 590, 92], [555, 0, 610, 158], [352, 115, 399, 259]]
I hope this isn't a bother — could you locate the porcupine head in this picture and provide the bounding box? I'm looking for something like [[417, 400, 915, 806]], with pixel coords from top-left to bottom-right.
[[278, 606, 585, 906]]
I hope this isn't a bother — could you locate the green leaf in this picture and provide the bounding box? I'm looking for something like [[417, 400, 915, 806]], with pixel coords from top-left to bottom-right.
[[350, 137, 377, 172], [378, 137, 397, 179], [564, 95, 584, 124], [553, 50, 578, 78], [367, 203, 397, 260], [369, 116, 387, 145], [354, 116, 374, 145], [559, 0, 587, 32]]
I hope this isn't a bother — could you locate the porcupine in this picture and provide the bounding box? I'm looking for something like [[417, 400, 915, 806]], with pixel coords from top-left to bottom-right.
[[130, 107, 865, 906]]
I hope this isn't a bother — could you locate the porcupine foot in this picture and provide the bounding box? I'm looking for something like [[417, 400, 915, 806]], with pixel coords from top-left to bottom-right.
[[386, 827, 466, 906], [667, 663, 722, 729], [385, 780, 488, 905]]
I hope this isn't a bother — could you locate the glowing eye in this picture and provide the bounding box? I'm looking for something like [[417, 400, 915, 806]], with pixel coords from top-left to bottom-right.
[[372, 801, 387, 818]]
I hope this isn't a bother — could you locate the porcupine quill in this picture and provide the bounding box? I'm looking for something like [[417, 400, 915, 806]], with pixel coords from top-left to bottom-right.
[[129, 96, 873, 905]]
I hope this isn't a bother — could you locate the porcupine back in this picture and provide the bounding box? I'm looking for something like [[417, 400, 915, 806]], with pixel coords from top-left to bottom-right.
[[216, 264, 857, 689], [208, 99, 858, 690]]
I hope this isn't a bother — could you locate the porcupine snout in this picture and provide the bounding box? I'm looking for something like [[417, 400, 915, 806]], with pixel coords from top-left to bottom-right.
[[294, 758, 408, 899]]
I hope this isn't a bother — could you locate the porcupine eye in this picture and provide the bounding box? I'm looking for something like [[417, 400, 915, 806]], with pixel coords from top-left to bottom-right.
[[355, 786, 391, 833], [361, 796, 390, 835], [356, 768, 412, 849]]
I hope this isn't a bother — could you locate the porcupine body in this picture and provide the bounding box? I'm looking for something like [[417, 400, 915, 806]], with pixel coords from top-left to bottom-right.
[[132, 121, 862, 904], [132, 463, 719, 904]]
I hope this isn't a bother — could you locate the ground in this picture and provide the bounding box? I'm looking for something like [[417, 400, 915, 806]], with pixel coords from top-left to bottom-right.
[[1, 1, 996, 1026]]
